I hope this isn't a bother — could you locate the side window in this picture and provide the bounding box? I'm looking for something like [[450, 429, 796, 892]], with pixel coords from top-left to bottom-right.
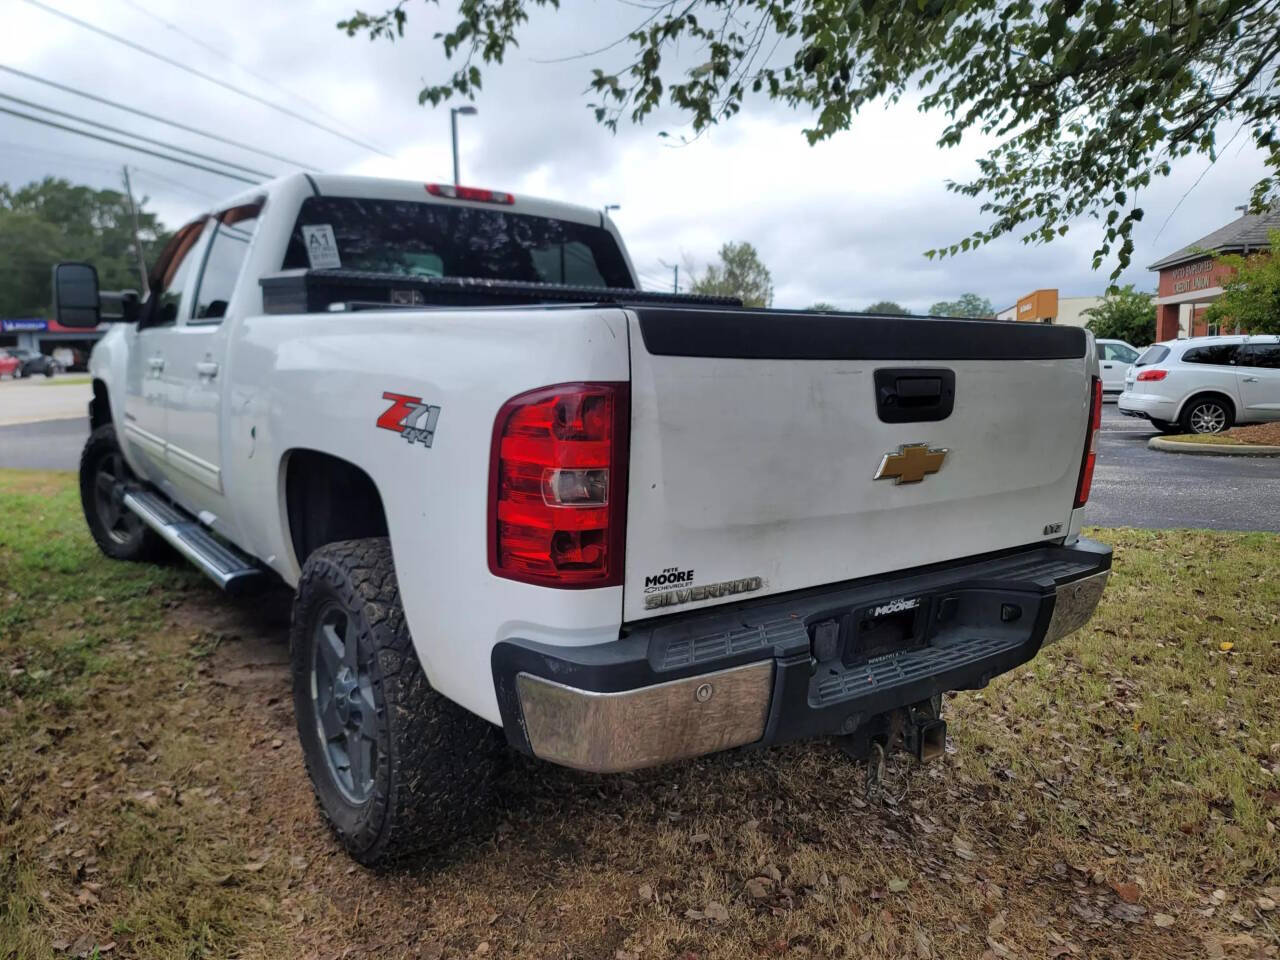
[[1241, 344, 1280, 369], [1101, 343, 1134, 361], [1135, 345, 1169, 366], [1095, 343, 1106, 360], [147, 220, 206, 327], [1182, 345, 1240, 366], [192, 207, 260, 322]]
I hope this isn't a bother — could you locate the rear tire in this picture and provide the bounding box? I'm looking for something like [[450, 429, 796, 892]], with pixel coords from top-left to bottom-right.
[[1181, 397, 1233, 435], [79, 424, 163, 561], [290, 538, 506, 867]]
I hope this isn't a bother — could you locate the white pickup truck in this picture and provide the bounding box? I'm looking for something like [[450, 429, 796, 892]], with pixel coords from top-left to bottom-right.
[[55, 173, 1111, 865]]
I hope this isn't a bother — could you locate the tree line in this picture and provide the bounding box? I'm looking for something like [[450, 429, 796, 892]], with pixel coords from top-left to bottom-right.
[[0, 178, 168, 317]]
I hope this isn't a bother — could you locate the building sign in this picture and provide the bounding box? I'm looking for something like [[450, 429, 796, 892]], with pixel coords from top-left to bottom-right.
[[1169, 260, 1213, 294], [1155, 257, 1235, 300], [1015, 289, 1058, 323], [1, 318, 48, 333]]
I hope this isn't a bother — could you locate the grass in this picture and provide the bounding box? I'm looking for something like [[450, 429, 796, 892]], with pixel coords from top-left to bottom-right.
[[44, 376, 93, 387], [1, 469, 1278, 959], [1162, 433, 1248, 445]]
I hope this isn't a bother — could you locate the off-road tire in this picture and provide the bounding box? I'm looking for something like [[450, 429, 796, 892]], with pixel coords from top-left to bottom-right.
[[79, 424, 163, 561], [1180, 396, 1233, 435], [290, 538, 506, 867]]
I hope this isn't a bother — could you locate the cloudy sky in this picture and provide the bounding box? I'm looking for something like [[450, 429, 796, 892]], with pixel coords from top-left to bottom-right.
[[3, 0, 1268, 312]]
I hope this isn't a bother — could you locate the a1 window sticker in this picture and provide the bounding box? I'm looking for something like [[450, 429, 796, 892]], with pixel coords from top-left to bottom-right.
[[301, 224, 341, 269], [376, 392, 441, 448]]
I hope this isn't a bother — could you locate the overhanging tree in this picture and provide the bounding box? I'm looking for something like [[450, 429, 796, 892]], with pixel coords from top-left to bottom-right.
[[689, 241, 774, 306], [340, 1, 1280, 278], [1083, 284, 1157, 344], [1204, 229, 1280, 335]]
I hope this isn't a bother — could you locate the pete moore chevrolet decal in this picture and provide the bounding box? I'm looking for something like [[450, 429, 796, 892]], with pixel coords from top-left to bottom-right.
[[376, 392, 441, 448]]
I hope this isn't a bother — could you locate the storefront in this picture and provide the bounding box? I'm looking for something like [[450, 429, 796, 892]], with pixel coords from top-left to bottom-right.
[[0, 317, 107, 369], [1148, 209, 1280, 341], [996, 290, 1104, 327]]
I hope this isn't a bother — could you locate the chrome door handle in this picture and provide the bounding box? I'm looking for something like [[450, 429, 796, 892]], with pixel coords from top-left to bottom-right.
[[196, 360, 219, 379], [1102, 363, 1113, 368], [1243, 376, 1260, 382]]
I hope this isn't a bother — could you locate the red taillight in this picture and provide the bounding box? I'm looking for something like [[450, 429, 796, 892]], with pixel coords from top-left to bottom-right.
[[1136, 369, 1168, 381], [488, 383, 629, 588], [425, 183, 515, 205], [1074, 376, 1102, 508]]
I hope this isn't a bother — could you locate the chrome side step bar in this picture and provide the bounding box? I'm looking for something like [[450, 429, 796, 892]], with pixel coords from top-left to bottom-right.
[[123, 489, 264, 595]]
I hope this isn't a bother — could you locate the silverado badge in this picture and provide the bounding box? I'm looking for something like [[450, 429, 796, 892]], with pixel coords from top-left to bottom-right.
[[873, 443, 948, 485]]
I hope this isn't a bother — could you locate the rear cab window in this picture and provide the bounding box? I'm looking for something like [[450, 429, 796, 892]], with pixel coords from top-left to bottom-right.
[[1134, 345, 1169, 367], [281, 196, 634, 289]]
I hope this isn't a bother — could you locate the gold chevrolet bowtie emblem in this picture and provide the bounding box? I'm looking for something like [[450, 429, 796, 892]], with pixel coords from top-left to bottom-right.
[[874, 443, 948, 485]]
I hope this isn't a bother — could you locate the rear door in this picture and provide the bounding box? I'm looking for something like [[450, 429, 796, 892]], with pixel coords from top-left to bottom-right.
[[1237, 342, 1280, 420], [623, 309, 1092, 622]]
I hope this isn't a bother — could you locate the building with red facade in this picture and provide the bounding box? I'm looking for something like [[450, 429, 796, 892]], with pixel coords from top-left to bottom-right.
[[1149, 209, 1280, 341]]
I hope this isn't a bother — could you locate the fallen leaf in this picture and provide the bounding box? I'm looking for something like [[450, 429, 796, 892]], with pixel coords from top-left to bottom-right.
[[1257, 896, 1276, 912], [704, 901, 729, 922], [988, 912, 1007, 937], [1154, 913, 1175, 928], [1219, 641, 1234, 652], [1111, 882, 1142, 904], [745, 877, 772, 899], [638, 883, 654, 902], [889, 878, 910, 893], [241, 855, 271, 873], [50, 940, 70, 952]]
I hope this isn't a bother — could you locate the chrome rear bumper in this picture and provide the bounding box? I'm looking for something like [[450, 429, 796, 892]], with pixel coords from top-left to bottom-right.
[[499, 540, 1112, 773]]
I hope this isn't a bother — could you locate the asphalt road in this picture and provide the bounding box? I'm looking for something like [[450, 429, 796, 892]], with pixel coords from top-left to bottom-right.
[[1082, 405, 1280, 531], [1, 403, 1277, 532]]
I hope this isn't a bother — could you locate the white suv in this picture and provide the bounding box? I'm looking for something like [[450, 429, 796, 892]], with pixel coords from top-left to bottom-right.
[[1118, 335, 1280, 433]]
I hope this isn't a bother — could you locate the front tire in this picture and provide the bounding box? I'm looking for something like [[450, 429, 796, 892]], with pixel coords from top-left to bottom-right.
[[290, 538, 505, 867], [79, 424, 163, 561], [1181, 397, 1233, 435]]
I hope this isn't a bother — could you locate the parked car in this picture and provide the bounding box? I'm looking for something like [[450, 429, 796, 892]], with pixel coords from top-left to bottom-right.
[[55, 172, 1111, 866], [5, 348, 59, 378], [1118, 335, 1280, 433], [1095, 339, 1140, 398], [0, 351, 19, 379]]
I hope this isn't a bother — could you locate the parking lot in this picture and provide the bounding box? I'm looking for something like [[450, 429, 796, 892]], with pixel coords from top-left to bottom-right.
[[2, 381, 1276, 531]]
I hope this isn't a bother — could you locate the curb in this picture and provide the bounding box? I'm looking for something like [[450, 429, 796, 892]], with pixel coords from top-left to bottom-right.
[[1148, 436, 1280, 457]]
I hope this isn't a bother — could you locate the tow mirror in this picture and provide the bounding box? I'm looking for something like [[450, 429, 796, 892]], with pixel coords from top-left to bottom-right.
[[51, 262, 101, 328], [101, 290, 141, 323]]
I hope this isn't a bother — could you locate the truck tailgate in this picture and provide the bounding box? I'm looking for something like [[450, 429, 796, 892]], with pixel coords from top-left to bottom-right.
[[623, 309, 1091, 622]]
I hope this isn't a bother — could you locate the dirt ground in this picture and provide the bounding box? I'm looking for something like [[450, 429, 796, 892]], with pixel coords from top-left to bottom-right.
[[2, 471, 1279, 960]]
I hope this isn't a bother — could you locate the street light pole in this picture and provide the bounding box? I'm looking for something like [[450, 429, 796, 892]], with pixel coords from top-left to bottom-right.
[[450, 105, 478, 186], [603, 203, 620, 218]]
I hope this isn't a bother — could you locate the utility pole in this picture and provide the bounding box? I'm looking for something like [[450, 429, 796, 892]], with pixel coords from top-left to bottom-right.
[[450, 105, 478, 186], [121, 165, 149, 296], [659, 258, 679, 293]]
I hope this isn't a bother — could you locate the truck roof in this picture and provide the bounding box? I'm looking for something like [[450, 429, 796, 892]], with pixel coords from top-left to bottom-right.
[[217, 172, 608, 229]]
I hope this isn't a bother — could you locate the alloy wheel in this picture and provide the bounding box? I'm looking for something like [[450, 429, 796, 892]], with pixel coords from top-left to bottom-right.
[[310, 603, 379, 804], [1189, 402, 1228, 434]]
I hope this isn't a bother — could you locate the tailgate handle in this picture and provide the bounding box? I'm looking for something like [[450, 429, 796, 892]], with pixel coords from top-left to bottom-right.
[[873, 368, 956, 423]]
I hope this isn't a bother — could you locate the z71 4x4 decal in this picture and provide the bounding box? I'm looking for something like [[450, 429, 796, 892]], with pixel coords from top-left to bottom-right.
[[376, 392, 442, 448]]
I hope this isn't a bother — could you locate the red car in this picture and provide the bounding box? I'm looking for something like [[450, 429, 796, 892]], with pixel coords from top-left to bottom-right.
[[0, 352, 19, 378]]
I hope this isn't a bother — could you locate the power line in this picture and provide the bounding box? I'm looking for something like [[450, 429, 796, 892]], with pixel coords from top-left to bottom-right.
[[0, 91, 273, 179], [115, 0, 385, 152], [0, 64, 317, 170], [22, 0, 391, 157], [0, 104, 257, 184]]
